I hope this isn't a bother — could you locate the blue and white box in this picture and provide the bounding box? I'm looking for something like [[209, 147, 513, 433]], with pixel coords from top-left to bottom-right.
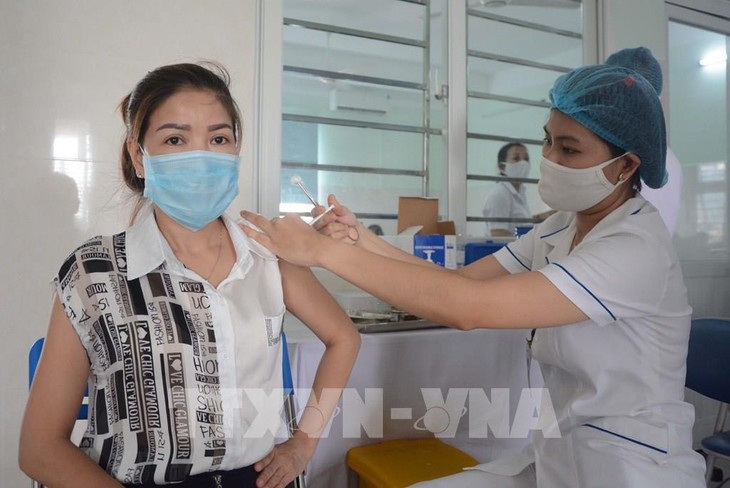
[[413, 234, 457, 269]]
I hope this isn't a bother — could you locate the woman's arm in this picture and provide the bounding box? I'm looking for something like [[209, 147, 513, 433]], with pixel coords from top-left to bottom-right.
[[318, 240, 585, 330], [280, 260, 360, 439], [241, 212, 587, 331], [254, 261, 360, 488], [19, 297, 124, 488], [309, 195, 510, 280]]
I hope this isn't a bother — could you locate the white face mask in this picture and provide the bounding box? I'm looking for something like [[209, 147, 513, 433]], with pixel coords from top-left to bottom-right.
[[503, 160, 530, 179], [538, 153, 628, 212]]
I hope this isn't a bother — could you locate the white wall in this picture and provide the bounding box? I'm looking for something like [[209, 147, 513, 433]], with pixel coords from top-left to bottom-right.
[[0, 1, 258, 485], [599, 0, 669, 74]]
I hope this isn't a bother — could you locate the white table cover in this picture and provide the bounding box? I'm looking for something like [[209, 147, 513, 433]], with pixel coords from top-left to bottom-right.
[[284, 315, 543, 487]]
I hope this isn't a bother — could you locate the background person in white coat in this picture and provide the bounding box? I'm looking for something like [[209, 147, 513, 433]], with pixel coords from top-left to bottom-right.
[[482, 142, 533, 237]]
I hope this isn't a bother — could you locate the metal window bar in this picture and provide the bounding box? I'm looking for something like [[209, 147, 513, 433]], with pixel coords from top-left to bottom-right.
[[283, 18, 425, 47], [466, 8, 582, 39], [283, 65, 425, 91], [466, 133, 543, 146], [282, 114, 442, 135], [467, 49, 573, 73], [282, 161, 426, 178], [467, 90, 551, 109], [420, 0, 432, 196]]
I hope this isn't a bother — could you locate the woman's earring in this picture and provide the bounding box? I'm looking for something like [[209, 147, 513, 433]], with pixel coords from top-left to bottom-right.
[[618, 172, 625, 181], [136, 172, 143, 178]]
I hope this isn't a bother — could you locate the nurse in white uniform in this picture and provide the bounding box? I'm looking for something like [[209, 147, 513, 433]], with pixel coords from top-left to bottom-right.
[[240, 49, 707, 487]]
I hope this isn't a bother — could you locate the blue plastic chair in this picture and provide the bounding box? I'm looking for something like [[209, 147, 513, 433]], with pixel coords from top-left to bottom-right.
[[281, 332, 306, 488], [685, 318, 730, 485], [28, 338, 89, 487], [29, 338, 88, 419]]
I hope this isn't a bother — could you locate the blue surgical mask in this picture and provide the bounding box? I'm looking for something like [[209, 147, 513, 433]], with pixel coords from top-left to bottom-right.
[[142, 149, 240, 231]]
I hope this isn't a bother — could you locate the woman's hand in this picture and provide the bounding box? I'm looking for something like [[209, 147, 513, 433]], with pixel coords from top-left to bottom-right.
[[240, 211, 328, 267], [254, 436, 314, 488], [311, 194, 360, 244]]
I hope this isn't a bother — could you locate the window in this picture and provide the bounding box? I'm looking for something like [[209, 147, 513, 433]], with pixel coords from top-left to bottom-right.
[[667, 18, 729, 258], [280, 0, 445, 234], [279, 0, 589, 237]]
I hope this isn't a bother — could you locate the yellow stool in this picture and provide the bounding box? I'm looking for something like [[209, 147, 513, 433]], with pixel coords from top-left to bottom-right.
[[346, 438, 479, 488]]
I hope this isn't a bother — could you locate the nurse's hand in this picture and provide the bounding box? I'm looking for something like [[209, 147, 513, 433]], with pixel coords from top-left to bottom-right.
[[311, 194, 360, 245], [240, 211, 327, 267], [254, 436, 313, 488]]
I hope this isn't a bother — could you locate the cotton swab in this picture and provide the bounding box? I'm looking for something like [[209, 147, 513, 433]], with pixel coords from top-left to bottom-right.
[[308, 204, 335, 226], [290, 175, 320, 207], [290, 175, 332, 226]]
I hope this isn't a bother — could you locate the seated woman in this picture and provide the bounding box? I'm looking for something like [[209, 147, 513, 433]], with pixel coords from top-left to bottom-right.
[[19, 62, 360, 488]]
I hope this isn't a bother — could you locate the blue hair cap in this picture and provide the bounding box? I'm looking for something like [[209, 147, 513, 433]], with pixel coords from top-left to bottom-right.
[[549, 55, 668, 188], [606, 47, 663, 96]]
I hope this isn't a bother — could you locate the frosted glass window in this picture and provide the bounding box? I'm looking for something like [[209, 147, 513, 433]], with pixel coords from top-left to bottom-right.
[[669, 21, 728, 258]]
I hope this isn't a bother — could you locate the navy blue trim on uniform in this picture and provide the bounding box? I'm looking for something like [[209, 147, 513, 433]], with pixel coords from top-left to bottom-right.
[[630, 203, 646, 215], [583, 423, 668, 454], [539, 225, 570, 240], [505, 245, 531, 271], [552, 263, 616, 321]]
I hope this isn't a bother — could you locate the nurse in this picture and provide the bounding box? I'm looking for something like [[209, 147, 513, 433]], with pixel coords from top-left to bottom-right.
[[240, 50, 706, 486], [482, 142, 532, 237]]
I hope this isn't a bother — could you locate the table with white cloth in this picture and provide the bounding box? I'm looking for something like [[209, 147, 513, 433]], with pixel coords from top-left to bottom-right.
[[284, 314, 543, 487]]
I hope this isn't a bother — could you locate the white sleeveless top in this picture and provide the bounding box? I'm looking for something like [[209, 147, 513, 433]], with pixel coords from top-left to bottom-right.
[[54, 207, 285, 484]]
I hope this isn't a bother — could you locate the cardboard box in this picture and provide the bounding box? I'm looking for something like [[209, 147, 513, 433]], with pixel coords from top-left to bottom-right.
[[397, 197, 455, 235], [397, 197, 457, 269]]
